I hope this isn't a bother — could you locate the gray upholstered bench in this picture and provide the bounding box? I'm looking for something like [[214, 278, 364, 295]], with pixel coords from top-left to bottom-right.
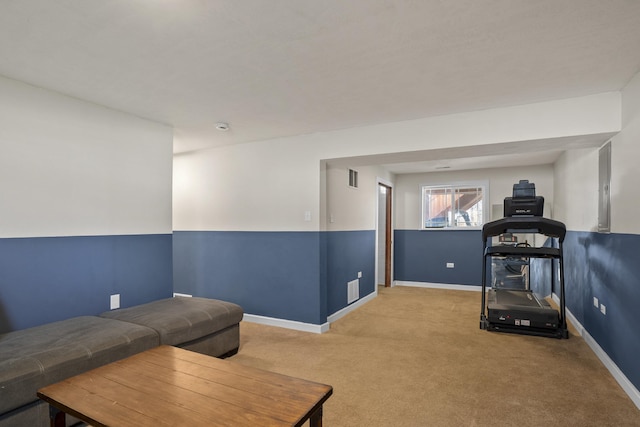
[[0, 296, 243, 427], [100, 296, 243, 358], [0, 316, 159, 427]]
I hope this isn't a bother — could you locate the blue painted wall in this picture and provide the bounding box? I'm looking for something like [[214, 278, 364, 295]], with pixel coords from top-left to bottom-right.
[[173, 231, 325, 324], [0, 234, 173, 333], [172, 230, 376, 325], [394, 229, 483, 285], [563, 230, 640, 392], [325, 230, 375, 315]]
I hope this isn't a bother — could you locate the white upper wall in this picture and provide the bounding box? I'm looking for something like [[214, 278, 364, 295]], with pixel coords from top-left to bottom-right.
[[173, 92, 620, 232], [552, 148, 599, 232], [308, 92, 621, 159], [611, 71, 640, 234], [0, 76, 173, 238], [553, 70, 640, 234], [173, 136, 324, 231], [324, 164, 394, 231], [394, 165, 554, 230]]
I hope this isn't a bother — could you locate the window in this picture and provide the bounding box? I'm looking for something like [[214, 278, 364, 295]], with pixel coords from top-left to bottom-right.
[[421, 183, 486, 229]]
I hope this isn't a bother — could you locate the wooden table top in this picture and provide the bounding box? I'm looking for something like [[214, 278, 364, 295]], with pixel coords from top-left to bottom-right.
[[37, 345, 333, 426]]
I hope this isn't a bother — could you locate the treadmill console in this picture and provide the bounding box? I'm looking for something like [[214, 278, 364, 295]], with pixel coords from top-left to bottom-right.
[[503, 180, 544, 217]]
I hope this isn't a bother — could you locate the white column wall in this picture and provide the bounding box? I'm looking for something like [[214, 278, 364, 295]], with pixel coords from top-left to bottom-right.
[[612, 71, 640, 234], [553, 71, 640, 234], [325, 164, 394, 232], [0, 76, 173, 238], [553, 148, 599, 231], [174, 93, 620, 232]]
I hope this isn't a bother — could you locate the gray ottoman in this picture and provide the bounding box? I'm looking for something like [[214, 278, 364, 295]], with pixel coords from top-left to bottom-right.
[[100, 297, 243, 358]]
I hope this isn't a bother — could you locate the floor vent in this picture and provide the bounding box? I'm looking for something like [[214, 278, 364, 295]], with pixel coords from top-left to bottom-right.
[[347, 279, 360, 304]]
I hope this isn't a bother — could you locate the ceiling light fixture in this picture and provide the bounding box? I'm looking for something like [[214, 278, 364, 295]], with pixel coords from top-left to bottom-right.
[[215, 122, 230, 131]]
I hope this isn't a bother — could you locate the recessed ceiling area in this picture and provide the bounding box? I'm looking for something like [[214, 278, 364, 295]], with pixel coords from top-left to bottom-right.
[[381, 151, 564, 175], [326, 133, 616, 174], [1, 1, 639, 170]]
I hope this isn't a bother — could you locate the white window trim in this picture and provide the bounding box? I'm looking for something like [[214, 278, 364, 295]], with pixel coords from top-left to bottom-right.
[[420, 180, 489, 231]]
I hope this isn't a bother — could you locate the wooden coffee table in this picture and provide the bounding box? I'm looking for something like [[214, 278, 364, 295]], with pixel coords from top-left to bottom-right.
[[37, 345, 333, 426]]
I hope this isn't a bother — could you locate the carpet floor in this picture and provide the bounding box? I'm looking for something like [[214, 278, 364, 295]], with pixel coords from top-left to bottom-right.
[[230, 286, 640, 426]]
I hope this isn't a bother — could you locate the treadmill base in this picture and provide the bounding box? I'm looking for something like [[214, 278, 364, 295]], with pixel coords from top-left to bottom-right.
[[482, 317, 568, 339], [482, 289, 569, 339]]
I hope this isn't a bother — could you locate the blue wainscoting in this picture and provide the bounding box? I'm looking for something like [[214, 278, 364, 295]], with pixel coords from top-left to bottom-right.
[[172, 230, 376, 325], [325, 230, 375, 315], [173, 231, 325, 325], [563, 230, 640, 392], [0, 234, 173, 333], [394, 229, 483, 286]]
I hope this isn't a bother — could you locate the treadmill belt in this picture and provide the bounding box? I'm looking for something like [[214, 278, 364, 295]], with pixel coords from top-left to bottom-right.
[[486, 288, 560, 335], [493, 289, 541, 307]]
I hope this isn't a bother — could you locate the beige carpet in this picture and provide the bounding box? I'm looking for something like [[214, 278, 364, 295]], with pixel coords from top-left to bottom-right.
[[230, 286, 640, 426]]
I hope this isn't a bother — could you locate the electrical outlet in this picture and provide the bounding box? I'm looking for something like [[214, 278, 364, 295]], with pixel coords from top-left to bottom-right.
[[600, 304, 606, 315], [446, 262, 455, 268], [110, 294, 120, 310], [358, 271, 362, 278], [593, 297, 599, 308]]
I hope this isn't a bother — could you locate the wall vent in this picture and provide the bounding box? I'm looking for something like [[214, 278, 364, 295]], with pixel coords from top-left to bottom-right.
[[347, 279, 360, 303], [348, 168, 359, 188]]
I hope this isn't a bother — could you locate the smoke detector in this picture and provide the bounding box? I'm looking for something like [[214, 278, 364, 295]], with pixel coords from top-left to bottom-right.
[[215, 122, 230, 131]]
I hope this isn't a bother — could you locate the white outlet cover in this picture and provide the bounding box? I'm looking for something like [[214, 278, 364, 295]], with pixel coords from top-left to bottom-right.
[[446, 262, 455, 268], [600, 304, 606, 315], [110, 294, 120, 310], [593, 297, 599, 308]]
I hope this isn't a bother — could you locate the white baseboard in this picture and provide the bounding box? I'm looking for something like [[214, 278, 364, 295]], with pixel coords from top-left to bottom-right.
[[395, 281, 483, 292], [172, 292, 193, 298], [242, 291, 379, 334], [551, 293, 584, 336], [242, 314, 330, 334], [327, 291, 377, 323], [582, 328, 640, 410], [552, 293, 640, 410]]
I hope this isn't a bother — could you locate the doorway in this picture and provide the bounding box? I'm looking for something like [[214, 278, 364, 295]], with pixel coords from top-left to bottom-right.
[[377, 180, 393, 287]]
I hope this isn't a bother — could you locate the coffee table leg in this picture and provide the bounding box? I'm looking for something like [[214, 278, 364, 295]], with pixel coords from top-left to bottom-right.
[[48, 405, 66, 427], [309, 406, 323, 427]]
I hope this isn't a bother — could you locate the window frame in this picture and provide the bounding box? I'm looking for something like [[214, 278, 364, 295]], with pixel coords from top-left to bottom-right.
[[420, 180, 489, 231]]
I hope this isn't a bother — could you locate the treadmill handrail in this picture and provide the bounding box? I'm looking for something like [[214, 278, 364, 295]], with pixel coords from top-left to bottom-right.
[[482, 216, 566, 242], [485, 246, 561, 258]]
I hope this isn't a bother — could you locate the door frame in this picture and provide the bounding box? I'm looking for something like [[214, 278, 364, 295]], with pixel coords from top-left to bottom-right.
[[375, 177, 394, 290]]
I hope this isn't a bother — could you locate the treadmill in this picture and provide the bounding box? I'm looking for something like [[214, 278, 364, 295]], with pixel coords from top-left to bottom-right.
[[480, 180, 569, 339]]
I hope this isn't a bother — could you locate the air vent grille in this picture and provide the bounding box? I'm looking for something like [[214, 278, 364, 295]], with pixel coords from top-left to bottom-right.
[[348, 169, 358, 188]]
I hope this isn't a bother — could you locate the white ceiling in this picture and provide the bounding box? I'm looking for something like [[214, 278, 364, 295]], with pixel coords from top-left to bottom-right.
[[1, 1, 640, 172]]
